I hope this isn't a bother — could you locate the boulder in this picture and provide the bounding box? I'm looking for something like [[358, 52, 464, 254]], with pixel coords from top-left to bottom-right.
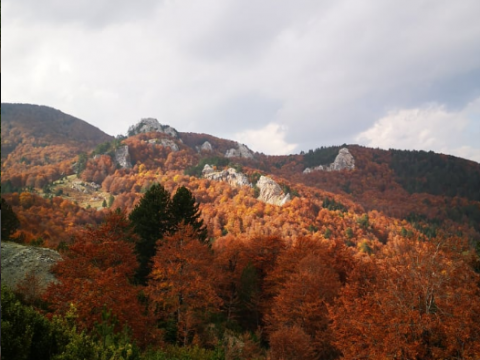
[[256, 176, 291, 206], [1, 241, 62, 292]]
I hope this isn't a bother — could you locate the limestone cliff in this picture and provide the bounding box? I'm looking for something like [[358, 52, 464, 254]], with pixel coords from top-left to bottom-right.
[[256, 176, 291, 206], [114, 145, 133, 169], [225, 143, 254, 159], [303, 147, 355, 173], [127, 118, 179, 138], [202, 165, 251, 188], [1, 241, 62, 292]]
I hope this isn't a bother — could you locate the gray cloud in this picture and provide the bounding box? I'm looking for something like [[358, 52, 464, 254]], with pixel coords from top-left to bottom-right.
[[3, 0, 480, 159], [6, 0, 161, 28]]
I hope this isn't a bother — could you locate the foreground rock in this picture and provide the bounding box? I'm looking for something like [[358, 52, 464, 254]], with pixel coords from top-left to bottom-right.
[[256, 176, 291, 206], [303, 147, 355, 173], [1, 241, 62, 292], [202, 165, 251, 188], [128, 118, 179, 138]]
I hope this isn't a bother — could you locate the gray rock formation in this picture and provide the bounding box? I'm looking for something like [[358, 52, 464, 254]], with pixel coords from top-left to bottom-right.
[[303, 147, 355, 174], [147, 138, 180, 152], [256, 176, 291, 206], [128, 118, 179, 138], [115, 145, 133, 169], [331, 148, 355, 170], [1, 241, 62, 292], [202, 165, 252, 188], [225, 143, 254, 159], [196, 141, 213, 153]]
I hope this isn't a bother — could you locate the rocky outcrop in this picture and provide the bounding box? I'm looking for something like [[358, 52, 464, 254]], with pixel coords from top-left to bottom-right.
[[1, 241, 62, 292], [128, 118, 179, 138], [147, 138, 180, 152], [115, 145, 132, 169], [303, 147, 355, 174], [256, 176, 291, 206], [331, 148, 355, 170], [202, 165, 252, 188], [225, 143, 254, 159], [196, 141, 213, 153]]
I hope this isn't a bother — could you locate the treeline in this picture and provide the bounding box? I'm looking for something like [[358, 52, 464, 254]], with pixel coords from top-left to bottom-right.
[[390, 149, 480, 201]]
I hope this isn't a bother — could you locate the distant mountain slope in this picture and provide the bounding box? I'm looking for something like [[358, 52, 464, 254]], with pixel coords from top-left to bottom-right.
[[1, 103, 114, 190], [2, 103, 479, 243], [1, 103, 113, 158]]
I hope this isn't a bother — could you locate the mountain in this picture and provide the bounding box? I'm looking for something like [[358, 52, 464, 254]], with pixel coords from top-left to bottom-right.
[[1, 103, 112, 154], [2, 104, 480, 359], [1, 104, 479, 248]]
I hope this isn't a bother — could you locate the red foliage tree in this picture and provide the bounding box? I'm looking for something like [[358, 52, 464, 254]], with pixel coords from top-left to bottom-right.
[[330, 239, 480, 359], [44, 210, 155, 346], [146, 224, 222, 346]]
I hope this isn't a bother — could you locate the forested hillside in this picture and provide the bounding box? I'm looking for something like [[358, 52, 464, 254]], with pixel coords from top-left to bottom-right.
[[2, 103, 480, 360]]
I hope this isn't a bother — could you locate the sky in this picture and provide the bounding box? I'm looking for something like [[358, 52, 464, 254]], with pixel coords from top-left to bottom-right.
[[2, 0, 480, 162]]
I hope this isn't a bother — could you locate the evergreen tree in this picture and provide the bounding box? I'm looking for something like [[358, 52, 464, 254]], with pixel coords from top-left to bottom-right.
[[2, 197, 20, 241], [170, 186, 208, 243], [129, 183, 173, 285]]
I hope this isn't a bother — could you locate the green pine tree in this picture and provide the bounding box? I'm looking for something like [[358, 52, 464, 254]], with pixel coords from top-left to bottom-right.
[[170, 186, 208, 243], [2, 197, 20, 241], [129, 183, 173, 285]]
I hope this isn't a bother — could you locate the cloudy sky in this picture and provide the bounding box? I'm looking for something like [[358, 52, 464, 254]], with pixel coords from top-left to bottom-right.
[[3, 0, 480, 161]]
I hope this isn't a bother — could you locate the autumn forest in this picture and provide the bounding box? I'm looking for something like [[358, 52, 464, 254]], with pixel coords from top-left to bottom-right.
[[2, 103, 480, 360]]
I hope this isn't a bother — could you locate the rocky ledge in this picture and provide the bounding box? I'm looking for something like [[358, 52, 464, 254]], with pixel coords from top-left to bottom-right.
[[225, 143, 254, 159], [202, 165, 251, 188], [127, 118, 179, 138], [303, 147, 355, 174]]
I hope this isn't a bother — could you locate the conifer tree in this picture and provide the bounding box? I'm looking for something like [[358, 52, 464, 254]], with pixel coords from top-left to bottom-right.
[[1, 197, 20, 241], [129, 183, 173, 285], [170, 186, 208, 243]]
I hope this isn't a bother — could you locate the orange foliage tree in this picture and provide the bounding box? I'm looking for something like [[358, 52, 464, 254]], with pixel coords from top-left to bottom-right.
[[44, 210, 154, 346], [330, 238, 480, 359], [146, 224, 222, 346]]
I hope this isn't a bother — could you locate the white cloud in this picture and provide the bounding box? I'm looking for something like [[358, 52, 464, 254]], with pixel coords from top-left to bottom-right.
[[233, 123, 297, 155], [356, 98, 480, 163]]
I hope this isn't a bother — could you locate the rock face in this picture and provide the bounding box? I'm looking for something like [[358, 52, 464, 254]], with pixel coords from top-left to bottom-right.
[[256, 176, 291, 206], [147, 138, 180, 152], [202, 165, 251, 188], [225, 143, 254, 159], [115, 145, 133, 169], [303, 147, 355, 173], [128, 118, 179, 138], [331, 148, 355, 170], [1, 241, 62, 292], [196, 141, 213, 153]]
